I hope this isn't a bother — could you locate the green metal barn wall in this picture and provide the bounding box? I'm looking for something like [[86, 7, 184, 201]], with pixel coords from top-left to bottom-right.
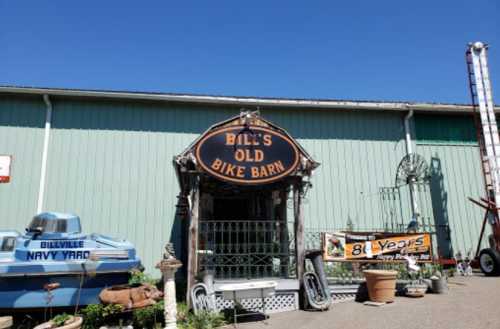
[[0, 95, 487, 273], [0, 97, 44, 226], [280, 109, 408, 231]]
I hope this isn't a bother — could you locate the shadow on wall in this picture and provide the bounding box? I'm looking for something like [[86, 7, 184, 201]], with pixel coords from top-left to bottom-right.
[[429, 155, 454, 258], [169, 194, 189, 276], [169, 194, 189, 300]]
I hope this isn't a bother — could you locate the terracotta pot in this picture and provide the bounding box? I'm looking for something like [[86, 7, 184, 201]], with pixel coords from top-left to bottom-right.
[[0, 316, 13, 329], [363, 270, 397, 303], [33, 316, 83, 329]]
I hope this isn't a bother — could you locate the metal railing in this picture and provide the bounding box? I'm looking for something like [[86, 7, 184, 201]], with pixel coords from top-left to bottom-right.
[[198, 220, 296, 279]]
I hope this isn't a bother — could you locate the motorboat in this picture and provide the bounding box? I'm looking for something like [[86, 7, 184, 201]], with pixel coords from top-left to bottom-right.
[[0, 212, 141, 309]]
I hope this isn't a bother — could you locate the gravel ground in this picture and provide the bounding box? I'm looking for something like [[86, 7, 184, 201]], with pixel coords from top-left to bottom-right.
[[234, 275, 500, 329]]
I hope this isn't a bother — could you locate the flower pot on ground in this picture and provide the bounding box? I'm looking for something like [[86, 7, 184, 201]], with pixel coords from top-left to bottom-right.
[[404, 283, 427, 298], [33, 315, 83, 329], [431, 275, 448, 293], [363, 270, 397, 303], [421, 278, 432, 291]]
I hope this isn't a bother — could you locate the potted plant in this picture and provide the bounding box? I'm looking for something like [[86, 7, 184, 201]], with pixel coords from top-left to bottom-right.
[[34, 313, 83, 329]]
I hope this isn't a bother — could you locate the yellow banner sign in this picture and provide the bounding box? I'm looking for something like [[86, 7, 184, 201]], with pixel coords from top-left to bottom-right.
[[322, 232, 432, 262]]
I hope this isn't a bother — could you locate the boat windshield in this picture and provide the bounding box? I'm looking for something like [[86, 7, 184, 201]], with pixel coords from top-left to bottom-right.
[[1, 237, 16, 252], [28, 217, 68, 233]]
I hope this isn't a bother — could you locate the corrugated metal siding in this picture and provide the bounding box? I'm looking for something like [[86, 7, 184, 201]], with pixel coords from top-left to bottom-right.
[[42, 99, 239, 272], [264, 109, 408, 231], [414, 113, 487, 255], [0, 95, 488, 272], [0, 96, 44, 228]]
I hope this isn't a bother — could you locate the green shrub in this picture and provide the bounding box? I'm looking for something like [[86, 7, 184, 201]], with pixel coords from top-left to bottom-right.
[[129, 269, 158, 286], [133, 300, 165, 329], [132, 301, 226, 329], [80, 303, 124, 329], [182, 311, 226, 329], [80, 300, 225, 329], [51, 313, 71, 327], [176, 303, 189, 323]]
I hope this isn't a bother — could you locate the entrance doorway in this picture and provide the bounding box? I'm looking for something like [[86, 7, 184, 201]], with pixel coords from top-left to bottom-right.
[[213, 197, 250, 220], [198, 182, 294, 279], [174, 111, 319, 309]]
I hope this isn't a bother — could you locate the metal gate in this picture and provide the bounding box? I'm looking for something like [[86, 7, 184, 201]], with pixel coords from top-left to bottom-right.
[[198, 220, 296, 279], [379, 182, 435, 233]]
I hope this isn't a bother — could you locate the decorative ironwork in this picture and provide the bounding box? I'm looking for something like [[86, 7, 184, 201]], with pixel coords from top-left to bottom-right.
[[380, 186, 405, 232], [380, 182, 436, 234], [198, 220, 295, 279]]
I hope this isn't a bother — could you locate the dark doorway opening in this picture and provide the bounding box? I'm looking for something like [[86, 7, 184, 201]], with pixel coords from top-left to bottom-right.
[[198, 179, 294, 280], [213, 198, 250, 220]]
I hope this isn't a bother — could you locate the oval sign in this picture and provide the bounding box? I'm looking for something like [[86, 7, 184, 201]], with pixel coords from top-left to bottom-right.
[[195, 126, 299, 185]]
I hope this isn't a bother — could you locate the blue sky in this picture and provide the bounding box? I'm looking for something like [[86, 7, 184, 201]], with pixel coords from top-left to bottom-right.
[[1, 1, 498, 104]]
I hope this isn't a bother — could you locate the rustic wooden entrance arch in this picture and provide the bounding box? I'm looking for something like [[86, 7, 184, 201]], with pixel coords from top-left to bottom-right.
[[174, 110, 319, 304]]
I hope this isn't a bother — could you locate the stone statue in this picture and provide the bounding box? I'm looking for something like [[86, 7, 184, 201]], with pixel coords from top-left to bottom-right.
[[157, 242, 182, 329], [163, 243, 176, 261]]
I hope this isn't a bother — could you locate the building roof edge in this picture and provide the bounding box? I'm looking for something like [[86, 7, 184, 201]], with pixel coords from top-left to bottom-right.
[[0, 85, 498, 113]]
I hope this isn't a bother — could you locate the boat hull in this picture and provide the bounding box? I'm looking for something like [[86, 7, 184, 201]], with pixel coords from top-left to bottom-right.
[[0, 271, 133, 309]]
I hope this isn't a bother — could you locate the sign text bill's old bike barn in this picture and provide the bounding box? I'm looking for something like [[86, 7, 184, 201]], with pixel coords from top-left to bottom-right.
[[195, 126, 300, 184]]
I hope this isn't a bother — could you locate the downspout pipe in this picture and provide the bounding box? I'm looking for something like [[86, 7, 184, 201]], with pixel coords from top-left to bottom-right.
[[37, 95, 52, 214], [404, 109, 414, 155], [403, 108, 419, 227]]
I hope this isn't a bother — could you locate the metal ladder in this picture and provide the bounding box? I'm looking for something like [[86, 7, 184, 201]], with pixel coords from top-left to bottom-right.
[[466, 42, 500, 257], [466, 42, 500, 215]]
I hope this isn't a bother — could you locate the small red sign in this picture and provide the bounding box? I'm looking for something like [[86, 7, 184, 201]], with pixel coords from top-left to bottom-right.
[[0, 155, 12, 183]]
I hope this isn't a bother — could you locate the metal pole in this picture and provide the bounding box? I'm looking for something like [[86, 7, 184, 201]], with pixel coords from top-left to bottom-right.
[[37, 95, 52, 214], [404, 109, 419, 225]]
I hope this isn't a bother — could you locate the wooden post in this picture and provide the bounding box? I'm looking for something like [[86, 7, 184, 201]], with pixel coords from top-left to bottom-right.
[[186, 179, 200, 305], [293, 181, 305, 285], [279, 188, 289, 277]]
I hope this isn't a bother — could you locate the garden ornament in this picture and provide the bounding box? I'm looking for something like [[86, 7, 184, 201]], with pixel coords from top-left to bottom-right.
[[163, 243, 176, 261], [456, 251, 473, 276], [401, 249, 420, 273], [99, 284, 163, 309]]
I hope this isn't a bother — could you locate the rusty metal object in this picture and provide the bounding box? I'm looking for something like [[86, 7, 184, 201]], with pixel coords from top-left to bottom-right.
[[99, 284, 163, 309]]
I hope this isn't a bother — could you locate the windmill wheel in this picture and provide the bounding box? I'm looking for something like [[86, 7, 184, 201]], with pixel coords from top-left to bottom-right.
[[395, 153, 430, 187]]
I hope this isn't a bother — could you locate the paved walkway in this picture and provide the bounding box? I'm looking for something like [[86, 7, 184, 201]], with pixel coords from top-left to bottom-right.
[[235, 275, 500, 329]]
